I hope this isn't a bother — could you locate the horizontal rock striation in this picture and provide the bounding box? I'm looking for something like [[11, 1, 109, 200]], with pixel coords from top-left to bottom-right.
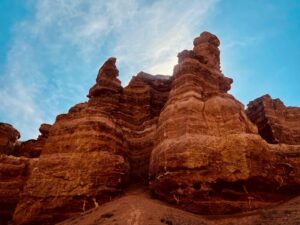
[[12, 58, 171, 224], [149, 32, 300, 214], [13, 58, 130, 225], [246, 94, 300, 145], [0, 155, 37, 224], [120, 72, 171, 180], [0, 31, 297, 225]]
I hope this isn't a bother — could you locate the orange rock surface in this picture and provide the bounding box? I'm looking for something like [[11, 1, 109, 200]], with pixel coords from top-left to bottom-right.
[[149, 32, 300, 214], [247, 94, 300, 144], [0, 32, 298, 225], [13, 124, 52, 158], [0, 155, 37, 224], [0, 123, 20, 155]]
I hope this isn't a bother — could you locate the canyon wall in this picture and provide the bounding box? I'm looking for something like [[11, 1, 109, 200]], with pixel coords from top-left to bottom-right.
[[148, 32, 300, 214], [0, 32, 299, 225], [246, 94, 300, 145]]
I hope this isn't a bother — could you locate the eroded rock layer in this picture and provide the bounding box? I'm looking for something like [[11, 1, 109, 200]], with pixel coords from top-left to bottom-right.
[[0, 31, 298, 225], [13, 124, 52, 158], [0, 123, 20, 155], [149, 32, 300, 214], [13, 58, 130, 225], [120, 72, 171, 180], [0, 155, 37, 224], [12, 58, 171, 225], [246, 94, 300, 145]]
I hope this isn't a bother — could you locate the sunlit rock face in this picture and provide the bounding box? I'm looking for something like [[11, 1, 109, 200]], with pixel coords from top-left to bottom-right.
[[12, 58, 171, 225], [12, 58, 130, 225], [149, 32, 300, 214], [0, 31, 297, 225], [246, 94, 300, 145]]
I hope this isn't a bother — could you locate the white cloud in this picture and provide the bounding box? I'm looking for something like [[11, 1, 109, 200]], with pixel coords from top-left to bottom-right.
[[0, 41, 44, 139], [0, 0, 218, 140]]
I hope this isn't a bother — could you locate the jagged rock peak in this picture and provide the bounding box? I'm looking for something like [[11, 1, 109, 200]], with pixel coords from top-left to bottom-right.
[[96, 57, 119, 82], [39, 123, 52, 136], [193, 31, 220, 47], [88, 57, 121, 98], [0, 123, 20, 155], [175, 31, 231, 95]]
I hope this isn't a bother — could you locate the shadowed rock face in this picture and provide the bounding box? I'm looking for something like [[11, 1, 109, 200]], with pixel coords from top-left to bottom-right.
[[0, 155, 38, 224], [0, 123, 20, 155], [0, 31, 297, 225], [246, 94, 300, 145], [13, 124, 52, 158], [149, 32, 300, 214]]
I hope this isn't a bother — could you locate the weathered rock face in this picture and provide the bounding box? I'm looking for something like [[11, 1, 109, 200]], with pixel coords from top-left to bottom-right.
[[13, 124, 52, 158], [12, 58, 171, 225], [0, 155, 37, 225], [120, 72, 171, 180], [1, 31, 298, 225], [149, 32, 300, 214], [246, 94, 300, 145], [0, 123, 20, 155], [13, 58, 129, 225]]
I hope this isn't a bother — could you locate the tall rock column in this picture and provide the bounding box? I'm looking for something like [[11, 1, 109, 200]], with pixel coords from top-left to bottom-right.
[[149, 32, 300, 214], [13, 58, 129, 225]]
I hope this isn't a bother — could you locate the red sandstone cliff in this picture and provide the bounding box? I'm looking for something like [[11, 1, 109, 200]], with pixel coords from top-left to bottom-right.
[[0, 123, 38, 224], [0, 123, 20, 155], [246, 94, 300, 145], [0, 32, 299, 225], [149, 32, 300, 214]]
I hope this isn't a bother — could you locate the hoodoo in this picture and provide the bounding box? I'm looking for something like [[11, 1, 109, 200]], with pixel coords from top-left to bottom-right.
[[149, 32, 300, 214], [0, 32, 299, 225]]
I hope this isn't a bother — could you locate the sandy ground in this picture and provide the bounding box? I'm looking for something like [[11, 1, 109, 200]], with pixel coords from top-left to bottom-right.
[[57, 184, 300, 225]]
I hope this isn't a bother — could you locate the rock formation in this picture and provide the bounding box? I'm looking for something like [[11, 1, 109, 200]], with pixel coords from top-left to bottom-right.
[[13, 124, 52, 158], [149, 32, 300, 214], [120, 72, 171, 180], [246, 94, 300, 145], [12, 58, 172, 225], [0, 31, 298, 225], [12, 58, 130, 225], [0, 123, 20, 155], [0, 155, 37, 225]]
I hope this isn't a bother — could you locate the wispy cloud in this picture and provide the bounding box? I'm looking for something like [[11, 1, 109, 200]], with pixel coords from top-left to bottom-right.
[[0, 0, 218, 140]]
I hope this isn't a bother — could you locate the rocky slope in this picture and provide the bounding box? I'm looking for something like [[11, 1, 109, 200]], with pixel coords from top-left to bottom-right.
[[0, 31, 299, 225], [246, 94, 300, 145], [58, 184, 300, 225]]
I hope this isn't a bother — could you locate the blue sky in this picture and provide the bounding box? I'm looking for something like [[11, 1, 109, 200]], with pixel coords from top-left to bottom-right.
[[0, 0, 299, 140]]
